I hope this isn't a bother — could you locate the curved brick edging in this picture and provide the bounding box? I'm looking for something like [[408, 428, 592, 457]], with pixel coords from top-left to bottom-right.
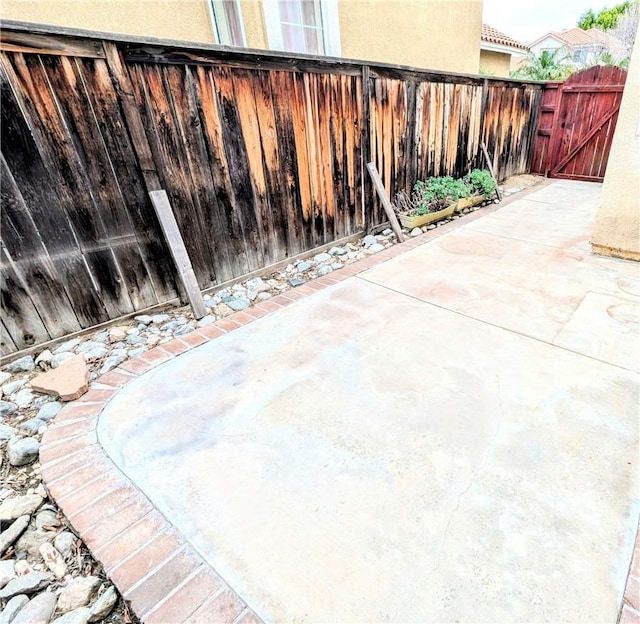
[[39, 235, 432, 622]]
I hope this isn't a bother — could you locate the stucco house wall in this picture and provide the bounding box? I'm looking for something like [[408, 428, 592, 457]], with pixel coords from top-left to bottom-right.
[[337, 0, 482, 73], [591, 24, 640, 261], [480, 49, 512, 76], [0, 0, 483, 74], [0, 0, 216, 42]]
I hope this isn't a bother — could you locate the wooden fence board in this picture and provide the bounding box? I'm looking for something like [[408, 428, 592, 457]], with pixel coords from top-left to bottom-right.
[[0, 23, 543, 355]]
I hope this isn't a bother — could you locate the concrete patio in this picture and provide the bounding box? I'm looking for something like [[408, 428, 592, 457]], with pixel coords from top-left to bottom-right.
[[45, 180, 639, 622]]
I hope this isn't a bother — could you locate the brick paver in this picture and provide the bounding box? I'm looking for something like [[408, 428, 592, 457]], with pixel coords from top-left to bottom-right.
[[39, 187, 638, 622]]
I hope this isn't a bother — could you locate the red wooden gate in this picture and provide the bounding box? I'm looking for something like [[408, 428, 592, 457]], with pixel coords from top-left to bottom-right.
[[530, 66, 627, 182]]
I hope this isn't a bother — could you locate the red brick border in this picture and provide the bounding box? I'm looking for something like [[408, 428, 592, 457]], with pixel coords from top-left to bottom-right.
[[40, 194, 638, 623]]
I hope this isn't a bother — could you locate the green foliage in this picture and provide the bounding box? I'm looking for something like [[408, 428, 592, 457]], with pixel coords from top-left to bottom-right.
[[412, 176, 468, 215], [590, 49, 631, 68], [464, 169, 496, 196], [510, 50, 576, 81], [578, 1, 634, 29]]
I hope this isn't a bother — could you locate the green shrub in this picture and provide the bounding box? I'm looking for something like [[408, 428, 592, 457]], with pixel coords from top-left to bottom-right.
[[463, 169, 496, 196], [413, 176, 468, 214]]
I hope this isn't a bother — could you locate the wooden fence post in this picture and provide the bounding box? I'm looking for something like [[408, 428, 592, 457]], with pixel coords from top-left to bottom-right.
[[149, 190, 206, 319]]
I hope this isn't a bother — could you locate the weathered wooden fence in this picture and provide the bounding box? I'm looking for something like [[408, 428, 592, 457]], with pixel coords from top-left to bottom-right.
[[0, 22, 542, 355]]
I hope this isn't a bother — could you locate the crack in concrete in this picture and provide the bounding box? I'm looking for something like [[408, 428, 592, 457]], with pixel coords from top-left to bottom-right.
[[391, 375, 505, 620]]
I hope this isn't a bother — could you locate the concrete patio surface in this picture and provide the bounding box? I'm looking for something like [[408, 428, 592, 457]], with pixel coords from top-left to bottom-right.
[[90, 180, 638, 622]]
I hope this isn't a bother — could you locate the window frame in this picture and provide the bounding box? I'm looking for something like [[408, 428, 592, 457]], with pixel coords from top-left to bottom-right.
[[208, 0, 247, 47], [263, 0, 341, 56]]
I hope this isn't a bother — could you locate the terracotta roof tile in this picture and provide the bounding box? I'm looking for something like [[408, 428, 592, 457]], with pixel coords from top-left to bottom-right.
[[481, 24, 528, 51]]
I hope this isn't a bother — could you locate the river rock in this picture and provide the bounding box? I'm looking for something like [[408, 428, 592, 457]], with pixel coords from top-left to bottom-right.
[[317, 265, 333, 276], [288, 277, 306, 287], [87, 586, 117, 622], [50, 352, 76, 369], [35, 350, 53, 369], [296, 261, 311, 272], [0, 571, 52, 599], [362, 234, 377, 247], [53, 532, 76, 559], [52, 608, 91, 624], [0, 401, 18, 418], [213, 303, 234, 318], [150, 314, 170, 324], [2, 380, 26, 396], [15, 528, 56, 558], [134, 314, 153, 325], [0, 595, 29, 624], [98, 352, 126, 375], [0, 495, 43, 521], [0, 371, 11, 385], [0, 515, 30, 554], [53, 339, 81, 354], [11, 591, 57, 624], [18, 418, 46, 435], [245, 277, 269, 293], [39, 543, 66, 579], [13, 390, 33, 410], [0, 424, 18, 445], [367, 243, 385, 253], [81, 346, 109, 362], [314, 252, 331, 263], [6, 357, 35, 373], [35, 402, 62, 423], [57, 576, 101, 613], [328, 246, 347, 255], [227, 298, 250, 312], [0, 560, 16, 589], [6, 437, 40, 467], [35, 510, 60, 531], [107, 327, 128, 343]]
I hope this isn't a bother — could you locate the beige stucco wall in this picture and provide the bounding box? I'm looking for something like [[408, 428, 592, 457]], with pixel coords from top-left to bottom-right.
[[479, 49, 511, 76], [338, 0, 482, 73], [0, 0, 215, 42], [240, 0, 268, 49], [591, 22, 640, 261]]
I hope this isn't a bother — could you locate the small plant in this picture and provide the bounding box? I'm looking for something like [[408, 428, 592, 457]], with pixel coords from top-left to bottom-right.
[[412, 176, 465, 214], [463, 169, 496, 197]]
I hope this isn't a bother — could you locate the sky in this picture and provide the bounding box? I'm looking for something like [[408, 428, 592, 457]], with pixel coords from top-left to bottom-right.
[[482, 0, 612, 44]]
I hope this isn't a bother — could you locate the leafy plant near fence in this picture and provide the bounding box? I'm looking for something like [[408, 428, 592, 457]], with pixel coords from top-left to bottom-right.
[[393, 171, 494, 217]]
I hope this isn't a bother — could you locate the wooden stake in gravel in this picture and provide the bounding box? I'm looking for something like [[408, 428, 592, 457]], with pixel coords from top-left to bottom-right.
[[149, 190, 207, 319], [481, 142, 503, 202], [366, 162, 405, 243]]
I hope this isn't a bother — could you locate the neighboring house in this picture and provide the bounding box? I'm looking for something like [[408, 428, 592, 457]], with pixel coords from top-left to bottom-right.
[[0, 0, 483, 74], [480, 23, 528, 76], [528, 27, 627, 66]]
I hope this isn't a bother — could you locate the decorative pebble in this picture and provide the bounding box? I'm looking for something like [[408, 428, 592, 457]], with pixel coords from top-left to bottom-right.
[[13, 390, 34, 410], [0, 400, 18, 418], [0, 571, 52, 600], [6, 357, 35, 373], [87, 586, 118, 622], [6, 438, 40, 467], [3, 380, 27, 396], [50, 352, 76, 369], [53, 339, 81, 354], [0, 594, 29, 623], [57, 576, 101, 612], [35, 402, 62, 423]]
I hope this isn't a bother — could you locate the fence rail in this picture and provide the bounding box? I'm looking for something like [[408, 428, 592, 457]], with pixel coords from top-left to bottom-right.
[[0, 22, 543, 355]]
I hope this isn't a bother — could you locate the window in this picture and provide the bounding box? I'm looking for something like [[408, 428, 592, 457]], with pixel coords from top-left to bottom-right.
[[572, 48, 589, 63], [263, 0, 341, 56], [209, 0, 246, 47]]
